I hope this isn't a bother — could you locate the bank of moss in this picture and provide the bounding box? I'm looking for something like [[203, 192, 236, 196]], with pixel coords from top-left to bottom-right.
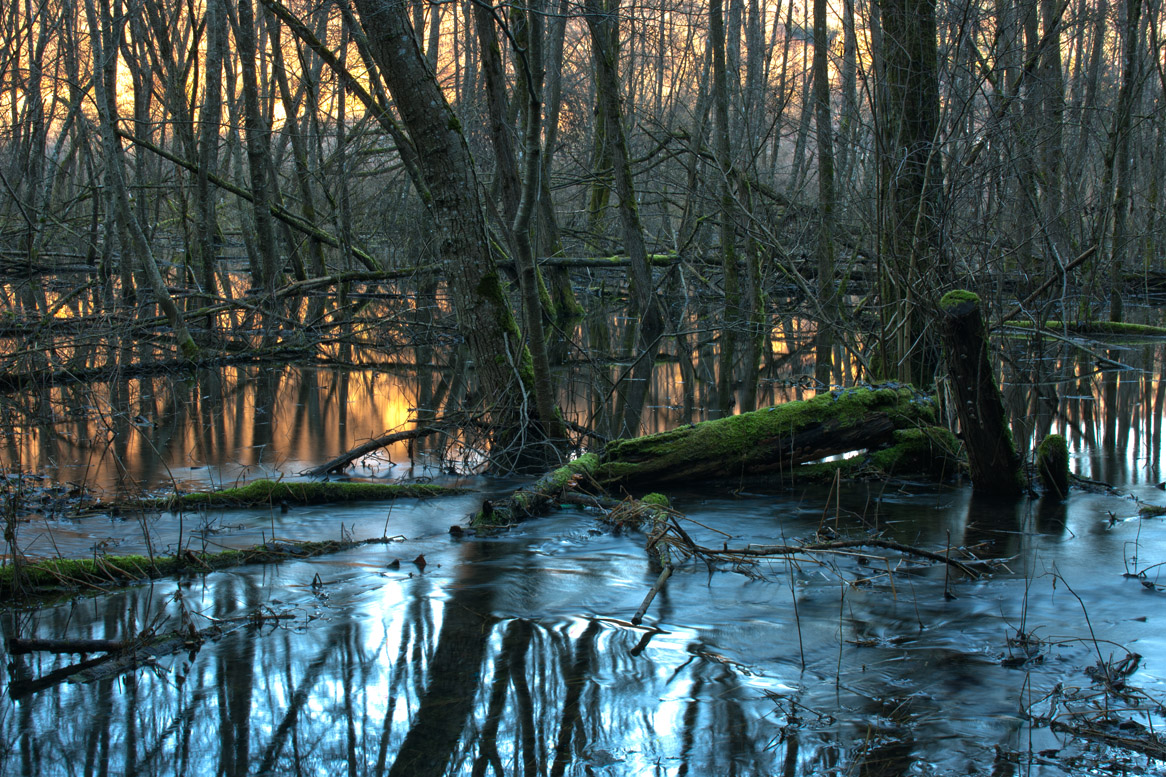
[[939, 289, 981, 312], [869, 427, 962, 477], [115, 479, 462, 512], [1, 537, 397, 602], [640, 492, 671, 507]]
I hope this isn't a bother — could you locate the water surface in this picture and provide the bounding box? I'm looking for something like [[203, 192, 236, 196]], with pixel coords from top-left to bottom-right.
[[3, 337, 1166, 776]]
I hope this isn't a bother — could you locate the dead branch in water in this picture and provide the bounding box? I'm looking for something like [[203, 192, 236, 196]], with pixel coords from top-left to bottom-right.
[[305, 427, 442, 476], [564, 489, 986, 625]]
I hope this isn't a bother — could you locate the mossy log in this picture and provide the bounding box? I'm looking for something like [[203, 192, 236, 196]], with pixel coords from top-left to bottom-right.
[[1004, 319, 1166, 338], [473, 387, 954, 527], [1, 536, 400, 602], [103, 478, 463, 513], [475, 454, 599, 525], [593, 386, 939, 487], [938, 291, 1025, 497]]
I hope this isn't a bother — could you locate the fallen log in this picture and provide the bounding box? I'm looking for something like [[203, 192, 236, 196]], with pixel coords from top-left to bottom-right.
[[593, 386, 942, 487], [2, 536, 404, 602], [475, 455, 600, 525], [471, 386, 959, 527], [99, 478, 462, 513]]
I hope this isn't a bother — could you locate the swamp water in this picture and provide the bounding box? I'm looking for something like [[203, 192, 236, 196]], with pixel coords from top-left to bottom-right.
[[3, 336, 1166, 776]]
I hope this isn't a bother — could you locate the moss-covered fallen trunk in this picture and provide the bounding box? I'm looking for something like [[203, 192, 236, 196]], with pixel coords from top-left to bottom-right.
[[1004, 319, 1166, 338], [1, 536, 399, 602], [476, 454, 599, 525], [473, 386, 959, 527], [103, 478, 464, 512], [594, 386, 943, 487]]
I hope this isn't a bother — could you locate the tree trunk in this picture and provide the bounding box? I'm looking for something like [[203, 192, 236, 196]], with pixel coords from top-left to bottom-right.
[[938, 290, 1024, 497], [228, 0, 281, 297], [813, 0, 837, 386], [584, 0, 667, 436], [509, 0, 565, 439], [349, 0, 553, 450], [876, 0, 944, 385], [710, 0, 740, 417], [195, 0, 226, 304], [1103, 0, 1144, 322]]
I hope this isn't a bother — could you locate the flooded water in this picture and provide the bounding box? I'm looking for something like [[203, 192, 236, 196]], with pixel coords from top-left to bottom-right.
[[3, 331, 1166, 776]]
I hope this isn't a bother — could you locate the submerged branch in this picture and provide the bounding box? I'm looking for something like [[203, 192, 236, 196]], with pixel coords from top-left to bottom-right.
[[685, 537, 982, 579]]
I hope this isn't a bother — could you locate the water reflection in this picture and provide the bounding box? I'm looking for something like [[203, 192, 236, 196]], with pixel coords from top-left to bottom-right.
[[3, 329, 1166, 775], [7, 482, 1162, 776]]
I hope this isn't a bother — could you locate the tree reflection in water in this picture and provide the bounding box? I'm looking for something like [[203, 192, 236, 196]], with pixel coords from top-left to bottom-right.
[[4, 338, 1166, 775], [0, 533, 818, 776]]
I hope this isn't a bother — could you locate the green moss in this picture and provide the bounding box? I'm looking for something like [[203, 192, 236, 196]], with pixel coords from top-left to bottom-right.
[[178, 336, 199, 360], [114, 479, 462, 512], [475, 272, 533, 384], [939, 289, 980, 312], [595, 387, 937, 486], [1008, 320, 1166, 338], [536, 269, 554, 317], [517, 348, 536, 392], [476, 272, 506, 304], [640, 492, 670, 507], [1037, 433, 1070, 499], [447, 114, 461, 133], [869, 426, 962, 476], [472, 454, 599, 527], [0, 537, 399, 603]]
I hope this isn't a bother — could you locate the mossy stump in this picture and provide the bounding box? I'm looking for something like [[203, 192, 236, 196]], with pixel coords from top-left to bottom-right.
[[938, 290, 1025, 498], [1037, 433, 1070, 499]]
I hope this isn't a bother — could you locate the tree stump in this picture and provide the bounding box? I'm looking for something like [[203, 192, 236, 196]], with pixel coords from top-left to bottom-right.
[[1037, 433, 1070, 499], [938, 290, 1024, 497]]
